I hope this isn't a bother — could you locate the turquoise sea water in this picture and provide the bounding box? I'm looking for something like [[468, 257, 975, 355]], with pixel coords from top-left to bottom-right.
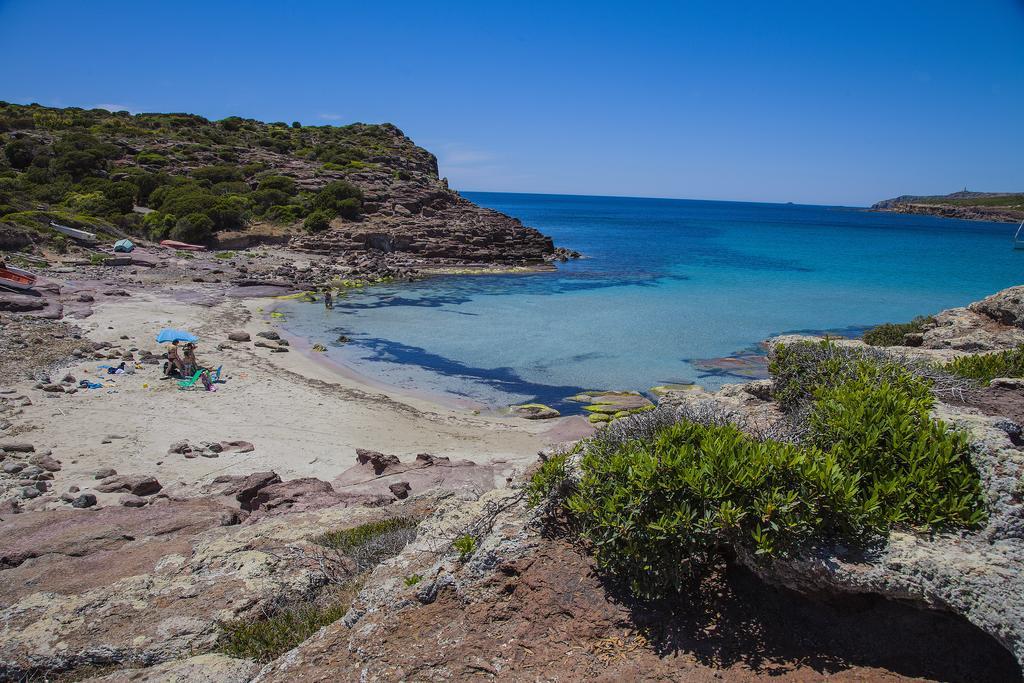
[[280, 193, 1024, 411]]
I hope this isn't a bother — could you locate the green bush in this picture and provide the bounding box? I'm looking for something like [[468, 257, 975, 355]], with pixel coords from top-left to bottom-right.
[[193, 164, 244, 185], [316, 517, 418, 553], [142, 210, 176, 240], [863, 316, 935, 346], [808, 368, 984, 529], [769, 340, 907, 412], [3, 138, 38, 169], [171, 212, 214, 243], [266, 204, 306, 224], [943, 346, 1024, 384], [312, 180, 362, 218], [250, 187, 290, 213], [135, 151, 168, 166], [527, 452, 570, 507], [550, 348, 986, 599], [453, 534, 477, 561], [315, 517, 418, 574], [303, 209, 333, 233], [257, 175, 297, 194]]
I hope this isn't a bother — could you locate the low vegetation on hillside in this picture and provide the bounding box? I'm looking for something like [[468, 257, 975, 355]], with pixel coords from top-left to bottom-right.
[[218, 517, 418, 662], [943, 345, 1024, 384], [862, 315, 934, 346], [532, 340, 986, 599], [0, 102, 431, 245]]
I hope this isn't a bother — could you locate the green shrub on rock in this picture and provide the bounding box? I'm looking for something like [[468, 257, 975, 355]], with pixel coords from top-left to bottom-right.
[[863, 316, 935, 346], [171, 212, 214, 243], [808, 368, 984, 530], [545, 343, 986, 599], [943, 346, 1024, 384], [312, 180, 362, 218], [303, 209, 333, 233], [3, 138, 38, 169]]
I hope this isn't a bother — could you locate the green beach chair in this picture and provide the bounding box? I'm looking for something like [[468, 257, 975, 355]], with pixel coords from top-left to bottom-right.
[[177, 369, 204, 389], [177, 366, 223, 390]]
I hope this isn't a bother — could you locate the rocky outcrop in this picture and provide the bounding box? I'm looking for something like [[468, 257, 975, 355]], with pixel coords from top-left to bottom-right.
[[336, 449, 500, 501], [917, 288, 1024, 351], [255, 464, 1021, 682], [0, 491, 413, 679]]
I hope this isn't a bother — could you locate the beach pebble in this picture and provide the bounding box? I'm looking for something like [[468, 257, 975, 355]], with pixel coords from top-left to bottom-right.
[[30, 454, 62, 472], [3, 462, 25, 474], [21, 487, 40, 499], [93, 468, 117, 479], [227, 330, 251, 342], [256, 331, 280, 340], [72, 493, 97, 508], [119, 494, 146, 508], [68, 485, 79, 493], [0, 442, 34, 453], [41, 384, 65, 393], [95, 474, 162, 496]]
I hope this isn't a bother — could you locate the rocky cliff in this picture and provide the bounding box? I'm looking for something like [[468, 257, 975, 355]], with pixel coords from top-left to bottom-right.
[[0, 102, 575, 278], [872, 190, 1024, 224]]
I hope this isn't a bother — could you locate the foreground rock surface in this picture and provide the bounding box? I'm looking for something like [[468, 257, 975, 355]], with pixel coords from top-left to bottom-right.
[[0, 490, 418, 679], [254, 486, 1020, 682]]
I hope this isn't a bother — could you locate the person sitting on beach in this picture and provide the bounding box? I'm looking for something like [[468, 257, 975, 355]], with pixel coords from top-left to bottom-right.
[[182, 342, 200, 377], [323, 289, 333, 310], [164, 340, 184, 377]]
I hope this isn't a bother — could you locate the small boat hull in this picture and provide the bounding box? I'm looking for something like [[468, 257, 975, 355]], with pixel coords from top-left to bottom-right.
[[160, 239, 207, 251], [0, 265, 37, 291], [49, 221, 97, 243]]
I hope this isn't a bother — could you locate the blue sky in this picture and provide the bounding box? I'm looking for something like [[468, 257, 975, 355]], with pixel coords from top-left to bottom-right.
[[2, 1, 1022, 206]]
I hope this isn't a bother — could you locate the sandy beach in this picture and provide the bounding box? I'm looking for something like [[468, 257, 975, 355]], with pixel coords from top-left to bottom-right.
[[7, 290, 591, 507]]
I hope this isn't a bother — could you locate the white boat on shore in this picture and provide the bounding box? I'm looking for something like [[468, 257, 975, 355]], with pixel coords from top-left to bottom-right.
[[49, 221, 97, 243]]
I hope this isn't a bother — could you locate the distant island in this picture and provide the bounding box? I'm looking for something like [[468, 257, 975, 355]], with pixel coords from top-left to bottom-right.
[[872, 190, 1024, 223]]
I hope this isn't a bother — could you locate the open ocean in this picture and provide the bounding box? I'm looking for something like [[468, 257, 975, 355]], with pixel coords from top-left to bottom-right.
[[279, 192, 1024, 412]]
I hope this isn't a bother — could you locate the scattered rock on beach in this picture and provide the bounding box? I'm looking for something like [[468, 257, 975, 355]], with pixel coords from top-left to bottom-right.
[[93, 468, 117, 479], [256, 330, 280, 340], [0, 442, 34, 453], [227, 330, 251, 342], [508, 403, 560, 420], [356, 448, 401, 475], [71, 493, 97, 509], [119, 494, 146, 508], [389, 481, 411, 499], [95, 474, 162, 496], [30, 454, 61, 472], [228, 471, 282, 509]]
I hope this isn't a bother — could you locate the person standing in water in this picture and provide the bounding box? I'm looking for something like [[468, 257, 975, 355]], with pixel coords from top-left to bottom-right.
[[323, 288, 333, 310]]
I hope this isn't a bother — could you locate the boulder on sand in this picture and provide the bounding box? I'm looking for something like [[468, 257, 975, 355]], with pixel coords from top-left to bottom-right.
[[95, 474, 162, 496], [508, 403, 560, 419], [227, 330, 251, 342], [356, 448, 401, 475]]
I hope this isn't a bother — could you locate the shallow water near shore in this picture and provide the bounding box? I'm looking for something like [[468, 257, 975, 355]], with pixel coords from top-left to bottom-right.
[[279, 192, 1024, 412]]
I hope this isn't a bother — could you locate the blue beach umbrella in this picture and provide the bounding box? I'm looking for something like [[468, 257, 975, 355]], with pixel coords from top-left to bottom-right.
[[155, 328, 199, 344]]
